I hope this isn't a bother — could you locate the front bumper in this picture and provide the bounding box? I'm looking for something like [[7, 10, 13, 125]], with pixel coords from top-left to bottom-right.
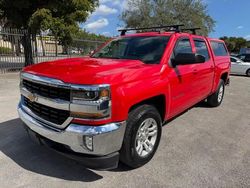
[[24, 123, 120, 170], [18, 103, 126, 168]]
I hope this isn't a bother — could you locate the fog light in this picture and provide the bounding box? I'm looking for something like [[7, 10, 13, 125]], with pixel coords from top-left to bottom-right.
[[84, 136, 93, 151]]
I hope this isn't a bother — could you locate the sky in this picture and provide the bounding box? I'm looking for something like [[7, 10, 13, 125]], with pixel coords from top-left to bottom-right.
[[82, 0, 250, 40]]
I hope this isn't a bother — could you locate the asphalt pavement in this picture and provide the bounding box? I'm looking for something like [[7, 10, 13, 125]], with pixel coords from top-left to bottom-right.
[[0, 73, 249, 188]]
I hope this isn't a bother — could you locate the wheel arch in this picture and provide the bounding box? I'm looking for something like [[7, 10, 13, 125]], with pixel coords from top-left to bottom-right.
[[246, 68, 250, 76], [220, 72, 229, 83], [128, 95, 166, 123]]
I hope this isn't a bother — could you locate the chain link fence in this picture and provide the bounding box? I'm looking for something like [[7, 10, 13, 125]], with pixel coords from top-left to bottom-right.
[[0, 28, 106, 73]]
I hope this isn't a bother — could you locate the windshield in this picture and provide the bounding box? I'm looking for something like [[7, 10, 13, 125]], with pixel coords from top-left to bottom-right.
[[92, 36, 170, 64], [231, 57, 243, 63]]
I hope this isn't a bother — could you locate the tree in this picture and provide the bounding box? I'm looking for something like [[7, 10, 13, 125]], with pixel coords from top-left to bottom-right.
[[0, 0, 98, 65], [220, 36, 250, 53], [71, 29, 110, 55], [121, 0, 215, 36], [73, 29, 110, 41]]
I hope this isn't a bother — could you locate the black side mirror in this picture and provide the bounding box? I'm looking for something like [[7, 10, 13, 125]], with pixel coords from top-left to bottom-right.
[[173, 53, 205, 66]]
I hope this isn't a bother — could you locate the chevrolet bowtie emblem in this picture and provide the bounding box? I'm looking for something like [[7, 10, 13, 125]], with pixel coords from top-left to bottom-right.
[[27, 93, 37, 102]]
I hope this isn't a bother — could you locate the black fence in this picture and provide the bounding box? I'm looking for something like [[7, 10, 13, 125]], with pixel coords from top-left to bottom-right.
[[0, 28, 26, 73], [0, 28, 106, 73]]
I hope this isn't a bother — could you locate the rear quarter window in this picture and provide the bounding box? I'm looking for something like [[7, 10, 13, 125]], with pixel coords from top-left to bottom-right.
[[194, 39, 210, 61], [211, 41, 228, 56]]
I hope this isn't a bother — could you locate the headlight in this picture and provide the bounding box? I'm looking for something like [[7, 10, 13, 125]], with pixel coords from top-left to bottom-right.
[[70, 85, 111, 120], [71, 88, 110, 102], [71, 90, 99, 101]]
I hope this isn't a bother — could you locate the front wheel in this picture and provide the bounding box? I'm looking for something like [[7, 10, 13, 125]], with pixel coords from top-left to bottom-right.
[[246, 69, 250, 77], [120, 105, 162, 168], [207, 79, 225, 107]]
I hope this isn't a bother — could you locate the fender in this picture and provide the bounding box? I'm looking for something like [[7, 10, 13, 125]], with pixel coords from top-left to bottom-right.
[[212, 58, 230, 93], [111, 75, 171, 122]]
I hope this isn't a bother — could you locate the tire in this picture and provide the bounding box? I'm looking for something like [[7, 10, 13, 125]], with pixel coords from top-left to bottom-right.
[[207, 79, 225, 107], [246, 69, 250, 77], [120, 104, 162, 168]]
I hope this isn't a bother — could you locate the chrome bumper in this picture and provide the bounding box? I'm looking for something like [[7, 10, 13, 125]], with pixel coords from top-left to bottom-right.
[[18, 104, 126, 156]]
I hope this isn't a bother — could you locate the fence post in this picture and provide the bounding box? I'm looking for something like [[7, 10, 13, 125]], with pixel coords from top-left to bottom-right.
[[23, 33, 34, 66]]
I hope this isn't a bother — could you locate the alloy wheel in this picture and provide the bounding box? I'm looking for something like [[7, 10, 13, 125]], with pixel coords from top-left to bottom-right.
[[135, 118, 158, 157]]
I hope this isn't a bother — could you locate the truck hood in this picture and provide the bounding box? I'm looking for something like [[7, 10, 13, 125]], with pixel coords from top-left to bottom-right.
[[23, 57, 161, 85]]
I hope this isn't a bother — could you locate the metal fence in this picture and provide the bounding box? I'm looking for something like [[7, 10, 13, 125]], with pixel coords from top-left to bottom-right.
[[0, 28, 26, 73], [0, 28, 106, 73]]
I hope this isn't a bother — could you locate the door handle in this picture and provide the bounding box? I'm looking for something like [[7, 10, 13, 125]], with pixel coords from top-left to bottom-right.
[[193, 69, 198, 75], [210, 66, 214, 70]]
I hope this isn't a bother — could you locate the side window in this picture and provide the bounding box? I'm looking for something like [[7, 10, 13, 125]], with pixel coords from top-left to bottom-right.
[[174, 38, 192, 55], [194, 39, 210, 61], [211, 41, 228, 56], [230, 58, 236, 62], [246, 55, 250, 61], [238, 55, 246, 61]]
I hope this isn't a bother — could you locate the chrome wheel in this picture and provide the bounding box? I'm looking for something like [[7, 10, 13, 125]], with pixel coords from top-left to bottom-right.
[[135, 118, 158, 157], [218, 85, 224, 103]]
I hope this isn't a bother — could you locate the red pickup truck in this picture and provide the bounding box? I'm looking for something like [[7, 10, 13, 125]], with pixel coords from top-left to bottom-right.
[[18, 26, 230, 170]]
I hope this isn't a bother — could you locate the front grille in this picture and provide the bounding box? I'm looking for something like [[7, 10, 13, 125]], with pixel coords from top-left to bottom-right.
[[24, 97, 70, 125], [22, 79, 70, 101]]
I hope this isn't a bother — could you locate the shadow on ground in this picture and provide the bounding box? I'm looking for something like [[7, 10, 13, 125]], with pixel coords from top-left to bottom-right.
[[0, 101, 214, 179], [0, 118, 103, 182]]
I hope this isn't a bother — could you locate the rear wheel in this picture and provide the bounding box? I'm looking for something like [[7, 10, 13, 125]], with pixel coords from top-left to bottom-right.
[[207, 79, 225, 107], [120, 105, 162, 168], [246, 69, 250, 77]]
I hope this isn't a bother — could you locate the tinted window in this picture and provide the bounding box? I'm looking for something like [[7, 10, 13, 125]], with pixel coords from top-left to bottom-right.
[[238, 55, 246, 61], [92, 36, 169, 64], [245, 54, 250, 61], [230, 57, 236, 62], [238, 54, 250, 62], [194, 39, 210, 61], [211, 42, 228, 56], [174, 39, 192, 55]]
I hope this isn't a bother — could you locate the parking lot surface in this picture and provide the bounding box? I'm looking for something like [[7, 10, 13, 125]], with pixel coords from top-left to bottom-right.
[[0, 73, 249, 188]]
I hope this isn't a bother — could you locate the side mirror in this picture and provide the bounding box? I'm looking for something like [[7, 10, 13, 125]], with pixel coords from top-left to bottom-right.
[[173, 53, 205, 66]]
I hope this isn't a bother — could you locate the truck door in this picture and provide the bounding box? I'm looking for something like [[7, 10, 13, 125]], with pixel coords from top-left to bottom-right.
[[168, 37, 197, 117], [191, 37, 214, 100]]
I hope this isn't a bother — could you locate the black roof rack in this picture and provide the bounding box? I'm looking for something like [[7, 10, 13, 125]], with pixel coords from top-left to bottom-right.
[[118, 25, 202, 36], [180, 27, 201, 35], [118, 24, 184, 36]]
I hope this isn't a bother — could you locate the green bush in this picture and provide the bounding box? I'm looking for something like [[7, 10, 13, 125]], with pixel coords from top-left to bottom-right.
[[0, 47, 12, 54]]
